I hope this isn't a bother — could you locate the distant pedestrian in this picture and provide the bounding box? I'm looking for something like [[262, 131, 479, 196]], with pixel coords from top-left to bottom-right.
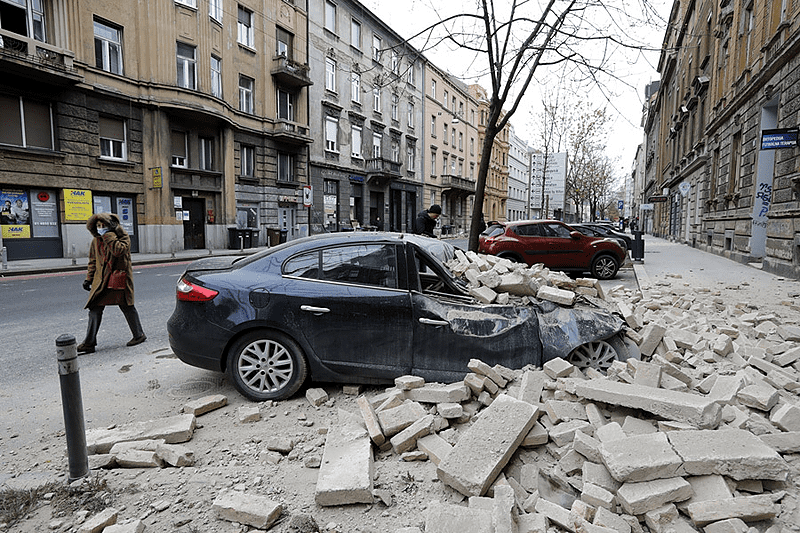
[[77, 213, 146, 354], [413, 204, 441, 237]]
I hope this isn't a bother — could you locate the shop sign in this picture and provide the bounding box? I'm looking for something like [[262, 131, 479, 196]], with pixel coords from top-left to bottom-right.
[[649, 195, 668, 203], [761, 128, 798, 150], [152, 167, 163, 188], [64, 189, 93, 221]]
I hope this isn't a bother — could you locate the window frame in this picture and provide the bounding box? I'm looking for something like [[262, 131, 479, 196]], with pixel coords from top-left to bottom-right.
[[372, 34, 382, 62], [325, 116, 339, 152], [325, 58, 337, 92], [175, 0, 197, 7], [277, 88, 295, 121], [241, 144, 255, 177], [209, 0, 223, 23], [176, 42, 197, 89], [351, 18, 361, 49], [237, 5, 254, 48], [239, 74, 254, 114], [211, 55, 222, 98], [278, 152, 295, 182], [171, 130, 188, 168], [372, 85, 381, 112], [324, 0, 337, 33], [99, 116, 126, 161], [372, 132, 382, 158], [351, 71, 361, 103], [351, 124, 362, 158], [391, 93, 398, 121], [407, 101, 414, 128], [93, 19, 123, 75], [199, 136, 214, 171]]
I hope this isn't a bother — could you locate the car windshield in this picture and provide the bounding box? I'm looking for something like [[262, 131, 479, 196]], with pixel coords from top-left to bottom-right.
[[482, 225, 505, 238]]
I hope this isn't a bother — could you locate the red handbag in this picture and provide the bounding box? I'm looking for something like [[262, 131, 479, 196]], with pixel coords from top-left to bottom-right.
[[108, 269, 127, 290]]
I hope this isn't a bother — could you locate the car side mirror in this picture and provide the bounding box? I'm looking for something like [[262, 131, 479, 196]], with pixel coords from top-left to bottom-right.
[[570, 231, 582, 240]]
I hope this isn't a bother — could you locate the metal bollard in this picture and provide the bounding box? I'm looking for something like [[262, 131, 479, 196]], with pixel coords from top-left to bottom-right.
[[71, 243, 77, 266], [1, 246, 7, 270], [55, 334, 89, 482]]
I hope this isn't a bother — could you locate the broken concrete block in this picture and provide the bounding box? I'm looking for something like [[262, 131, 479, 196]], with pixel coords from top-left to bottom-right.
[[437, 394, 537, 497], [666, 429, 789, 481], [558, 449, 586, 475], [521, 422, 549, 447], [405, 382, 470, 404], [736, 383, 779, 411], [395, 375, 425, 390], [401, 451, 427, 462], [534, 498, 617, 533], [616, 477, 693, 515], [493, 485, 516, 533], [621, 416, 657, 436], [517, 512, 547, 533], [306, 388, 329, 407], [182, 394, 228, 416], [703, 518, 750, 533], [599, 432, 683, 483], [537, 285, 576, 306], [581, 482, 615, 510], [544, 400, 587, 423], [593, 507, 631, 533], [517, 370, 547, 405], [102, 521, 145, 533], [617, 302, 642, 330], [468, 359, 508, 387], [595, 421, 626, 443], [425, 500, 493, 533], [543, 358, 575, 379], [114, 449, 161, 468], [437, 402, 463, 419], [356, 396, 385, 446], [77, 508, 118, 533], [583, 462, 621, 493], [712, 334, 734, 356], [417, 433, 452, 466], [549, 419, 591, 447], [315, 410, 374, 506], [212, 489, 282, 529], [391, 414, 434, 454], [769, 404, 800, 431], [573, 379, 721, 429], [573, 430, 603, 463], [377, 401, 426, 437], [639, 323, 666, 356], [759, 431, 800, 453], [156, 443, 195, 467], [666, 328, 699, 350], [686, 494, 780, 526], [707, 375, 744, 405], [678, 474, 733, 511], [86, 414, 196, 454], [632, 361, 662, 388], [470, 286, 497, 304], [266, 437, 294, 454], [643, 504, 696, 533], [238, 405, 261, 423], [772, 345, 800, 366], [464, 373, 486, 396]]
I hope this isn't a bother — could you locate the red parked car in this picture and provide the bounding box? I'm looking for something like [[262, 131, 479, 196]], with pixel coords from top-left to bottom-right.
[[478, 220, 626, 279]]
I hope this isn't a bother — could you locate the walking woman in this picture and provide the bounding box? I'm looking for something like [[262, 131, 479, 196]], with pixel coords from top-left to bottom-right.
[[77, 213, 146, 354]]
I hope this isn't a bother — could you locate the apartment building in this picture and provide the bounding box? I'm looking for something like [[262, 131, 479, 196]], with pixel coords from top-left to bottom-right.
[[650, 0, 800, 277], [307, 0, 424, 233], [423, 62, 480, 234], [0, 0, 312, 260], [507, 125, 529, 221], [469, 84, 509, 223]]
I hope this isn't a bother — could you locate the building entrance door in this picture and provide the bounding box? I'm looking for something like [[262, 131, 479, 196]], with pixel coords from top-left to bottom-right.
[[182, 197, 205, 249]]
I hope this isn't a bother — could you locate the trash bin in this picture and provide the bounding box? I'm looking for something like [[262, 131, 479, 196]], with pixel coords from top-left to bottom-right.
[[631, 231, 644, 261], [228, 228, 258, 249], [279, 230, 287, 244]]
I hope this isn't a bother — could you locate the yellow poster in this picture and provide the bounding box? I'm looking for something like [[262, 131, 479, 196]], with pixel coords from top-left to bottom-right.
[[1, 225, 31, 239], [64, 189, 93, 221]]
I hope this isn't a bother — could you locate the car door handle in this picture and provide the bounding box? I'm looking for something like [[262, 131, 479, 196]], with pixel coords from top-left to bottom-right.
[[419, 317, 449, 327], [301, 305, 330, 314]]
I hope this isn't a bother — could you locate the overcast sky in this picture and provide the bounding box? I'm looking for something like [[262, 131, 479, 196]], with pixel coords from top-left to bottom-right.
[[363, 0, 671, 181]]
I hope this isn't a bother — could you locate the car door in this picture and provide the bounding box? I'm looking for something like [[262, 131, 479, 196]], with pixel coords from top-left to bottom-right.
[[407, 245, 543, 382], [512, 223, 558, 268], [539, 221, 586, 268], [282, 243, 413, 379]]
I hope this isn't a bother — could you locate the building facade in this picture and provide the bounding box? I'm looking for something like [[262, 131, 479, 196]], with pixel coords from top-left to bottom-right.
[[470, 84, 509, 223], [507, 125, 529, 221], [0, 0, 312, 260], [422, 63, 480, 234], [650, 0, 800, 278], [307, 0, 424, 233]]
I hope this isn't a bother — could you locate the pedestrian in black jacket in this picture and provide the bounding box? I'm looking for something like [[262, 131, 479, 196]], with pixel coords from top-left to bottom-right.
[[413, 205, 442, 237]]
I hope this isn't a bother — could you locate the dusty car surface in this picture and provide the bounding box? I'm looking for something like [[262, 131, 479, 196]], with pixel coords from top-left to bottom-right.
[[168, 232, 634, 401], [570, 223, 632, 254], [478, 220, 626, 280]]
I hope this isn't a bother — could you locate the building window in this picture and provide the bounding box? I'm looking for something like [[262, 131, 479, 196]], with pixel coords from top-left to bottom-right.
[[391, 94, 398, 121], [209, 0, 222, 22], [458, 132, 463, 150], [0, 96, 53, 149], [324, 0, 336, 32], [430, 150, 436, 176], [94, 20, 123, 75], [451, 156, 456, 174], [452, 96, 457, 112], [176, 0, 197, 7], [352, 125, 362, 158], [372, 132, 382, 158], [278, 152, 294, 182], [372, 85, 381, 112], [407, 144, 415, 171], [470, 137, 474, 155], [171, 130, 187, 167], [325, 58, 336, 91], [351, 18, 361, 49], [176, 42, 196, 89], [277, 27, 292, 58], [200, 137, 214, 170], [211, 55, 222, 98], [237, 5, 254, 47], [458, 160, 463, 176], [351, 72, 361, 103], [391, 139, 399, 162], [407, 102, 414, 127], [325, 116, 338, 152], [372, 34, 382, 61], [391, 50, 399, 73], [241, 144, 254, 177], [442, 154, 447, 175], [239, 74, 254, 113], [450, 128, 455, 146], [99, 116, 126, 160], [470, 162, 475, 179], [406, 61, 415, 85], [443, 90, 449, 106], [431, 79, 436, 98], [278, 89, 294, 120], [431, 115, 436, 137], [443, 124, 447, 143], [728, 132, 741, 195]]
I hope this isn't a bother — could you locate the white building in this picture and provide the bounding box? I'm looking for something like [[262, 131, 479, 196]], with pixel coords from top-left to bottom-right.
[[507, 126, 529, 221]]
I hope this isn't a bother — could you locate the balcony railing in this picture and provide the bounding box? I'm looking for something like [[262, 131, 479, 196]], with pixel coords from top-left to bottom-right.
[[271, 119, 312, 145], [441, 174, 476, 194], [0, 29, 81, 83], [366, 157, 402, 176], [271, 55, 312, 88]]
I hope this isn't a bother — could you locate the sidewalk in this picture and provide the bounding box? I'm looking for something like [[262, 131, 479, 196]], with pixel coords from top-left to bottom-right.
[[0, 247, 259, 277]]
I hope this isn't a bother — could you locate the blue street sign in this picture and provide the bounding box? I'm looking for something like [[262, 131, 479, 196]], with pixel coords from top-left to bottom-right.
[[761, 128, 798, 150]]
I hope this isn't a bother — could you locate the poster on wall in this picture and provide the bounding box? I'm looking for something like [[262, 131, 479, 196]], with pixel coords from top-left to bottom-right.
[[116, 197, 135, 235], [64, 189, 93, 221], [30, 189, 59, 238], [0, 189, 31, 239]]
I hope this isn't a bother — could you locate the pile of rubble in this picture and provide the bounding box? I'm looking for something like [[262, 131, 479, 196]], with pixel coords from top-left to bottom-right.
[[60, 256, 800, 533]]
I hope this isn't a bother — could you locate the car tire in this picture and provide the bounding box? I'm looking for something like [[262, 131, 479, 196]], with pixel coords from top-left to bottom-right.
[[566, 334, 636, 372], [591, 254, 619, 279], [226, 330, 308, 401]]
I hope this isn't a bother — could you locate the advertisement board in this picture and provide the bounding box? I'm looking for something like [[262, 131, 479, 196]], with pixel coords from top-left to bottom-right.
[[64, 189, 93, 221], [0, 189, 31, 239]]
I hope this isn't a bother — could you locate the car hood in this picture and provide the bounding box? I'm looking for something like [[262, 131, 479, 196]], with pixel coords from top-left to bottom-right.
[[534, 300, 625, 360]]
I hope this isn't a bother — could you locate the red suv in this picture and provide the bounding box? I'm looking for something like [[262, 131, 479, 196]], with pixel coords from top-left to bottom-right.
[[478, 220, 625, 279]]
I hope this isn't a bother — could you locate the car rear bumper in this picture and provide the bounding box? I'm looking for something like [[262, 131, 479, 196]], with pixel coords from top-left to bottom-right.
[[167, 312, 229, 372]]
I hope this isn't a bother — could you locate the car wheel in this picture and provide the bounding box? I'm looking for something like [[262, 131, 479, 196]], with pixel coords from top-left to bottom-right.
[[591, 255, 619, 279], [566, 334, 635, 371], [226, 331, 308, 401]]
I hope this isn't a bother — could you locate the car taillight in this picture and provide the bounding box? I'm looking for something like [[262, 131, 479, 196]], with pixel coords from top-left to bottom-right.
[[176, 278, 219, 302]]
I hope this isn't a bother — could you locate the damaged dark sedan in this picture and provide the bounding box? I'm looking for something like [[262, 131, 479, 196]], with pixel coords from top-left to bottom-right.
[[168, 232, 637, 401]]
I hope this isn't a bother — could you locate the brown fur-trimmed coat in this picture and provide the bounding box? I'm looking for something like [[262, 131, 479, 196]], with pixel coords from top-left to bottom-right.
[[84, 213, 135, 308]]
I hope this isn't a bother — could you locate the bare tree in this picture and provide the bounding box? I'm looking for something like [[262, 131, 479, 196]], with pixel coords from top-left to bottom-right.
[[404, 0, 661, 250], [565, 106, 616, 221]]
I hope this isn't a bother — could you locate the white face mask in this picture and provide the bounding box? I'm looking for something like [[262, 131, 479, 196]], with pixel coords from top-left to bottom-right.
[[97, 227, 108, 235]]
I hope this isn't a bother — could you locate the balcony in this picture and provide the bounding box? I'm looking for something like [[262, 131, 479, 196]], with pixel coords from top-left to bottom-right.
[[271, 55, 312, 88], [271, 120, 313, 146], [0, 29, 81, 85], [365, 157, 402, 185], [441, 174, 476, 196]]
